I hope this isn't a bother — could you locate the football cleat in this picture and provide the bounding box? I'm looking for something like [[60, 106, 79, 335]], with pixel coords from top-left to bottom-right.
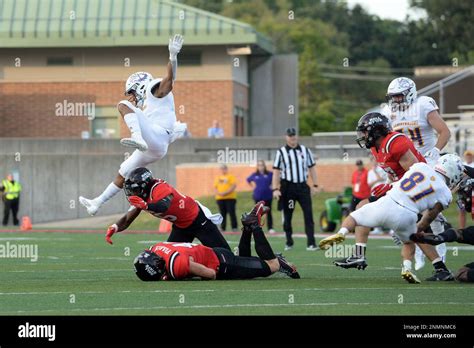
[[426, 269, 454, 281], [79, 196, 101, 216], [284, 244, 293, 251], [241, 201, 269, 228], [334, 256, 367, 270], [120, 133, 148, 152], [306, 245, 318, 251], [319, 232, 345, 250], [276, 253, 300, 279], [401, 267, 421, 284]]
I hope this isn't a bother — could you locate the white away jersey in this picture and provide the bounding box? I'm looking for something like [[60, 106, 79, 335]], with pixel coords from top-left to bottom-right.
[[387, 162, 452, 214], [382, 96, 439, 157], [143, 78, 177, 131]]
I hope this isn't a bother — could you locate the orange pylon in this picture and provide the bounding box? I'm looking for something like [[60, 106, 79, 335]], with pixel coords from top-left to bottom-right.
[[20, 216, 32, 231]]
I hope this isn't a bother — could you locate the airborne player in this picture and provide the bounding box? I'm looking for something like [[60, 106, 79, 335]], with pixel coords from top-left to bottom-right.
[[79, 34, 187, 216]]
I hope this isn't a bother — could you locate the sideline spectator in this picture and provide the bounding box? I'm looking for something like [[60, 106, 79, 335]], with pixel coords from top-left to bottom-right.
[[214, 164, 237, 231], [247, 160, 274, 233], [208, 120, 224, 138], [350, 160, 370, 212], [1, 173, 22, 226], [367, 155, 387, 190]]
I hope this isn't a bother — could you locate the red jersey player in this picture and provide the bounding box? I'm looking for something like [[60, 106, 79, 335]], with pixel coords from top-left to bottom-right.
[[319, 113, 453, 281], [105, 167, 230, 250], [133, 201, 300, 280]]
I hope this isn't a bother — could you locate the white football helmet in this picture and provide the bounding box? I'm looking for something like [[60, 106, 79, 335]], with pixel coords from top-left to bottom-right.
[[386, 77, 417, 109], [434, 154, 464, 189], [125, 72, 153, 107]]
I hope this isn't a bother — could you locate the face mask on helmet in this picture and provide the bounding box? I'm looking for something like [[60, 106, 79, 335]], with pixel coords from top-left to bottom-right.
[[457, 178, 474, 218], [386, 77, 417, 110], [123, 167, 154, 199], [355, 113, 392, 149], [134, 250, 166, 281], [125, 72, 153, 108]]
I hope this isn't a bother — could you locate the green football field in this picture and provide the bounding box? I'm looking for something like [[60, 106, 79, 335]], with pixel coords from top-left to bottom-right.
[[0, 192, 473, 315]]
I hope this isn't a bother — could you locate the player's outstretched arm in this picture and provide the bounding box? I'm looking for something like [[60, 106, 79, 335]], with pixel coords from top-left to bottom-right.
[[189, 260, 216, 280], [153, 34, 183, 98], [416, 203, 444, 233], [105, 208, 141, 244]]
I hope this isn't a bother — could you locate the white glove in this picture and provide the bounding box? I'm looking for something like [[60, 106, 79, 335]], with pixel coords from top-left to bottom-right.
[[424, 147, 440, 162], [169, 34, 184, 61]]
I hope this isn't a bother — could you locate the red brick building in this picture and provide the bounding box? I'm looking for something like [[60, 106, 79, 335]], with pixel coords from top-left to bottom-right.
[[0, 0, 283, 138]]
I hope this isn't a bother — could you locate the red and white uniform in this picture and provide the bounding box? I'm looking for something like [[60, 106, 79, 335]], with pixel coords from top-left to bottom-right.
[[371, 131, 426, 182], [150, 242, 220, 280], [144, 179, 199, 228]]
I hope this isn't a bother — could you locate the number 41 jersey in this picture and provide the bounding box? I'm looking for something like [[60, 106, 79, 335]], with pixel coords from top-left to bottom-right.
[[382, 96, 439, 157], [387, 162, 452, 214]]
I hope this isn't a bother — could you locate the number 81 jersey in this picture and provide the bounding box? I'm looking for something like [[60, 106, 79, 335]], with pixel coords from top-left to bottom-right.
[[382, 96, 439, 156], [387, 162, 452, 214]]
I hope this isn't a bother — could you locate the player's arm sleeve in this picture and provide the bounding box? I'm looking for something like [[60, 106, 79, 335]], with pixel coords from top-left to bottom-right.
[[390, 136, 413, 162], [422, 96, 439, 115], [306, 147, 316, 168], [167, 252, 189, 280], [273, 150, 282, 170], [246, 173, 254, 184]]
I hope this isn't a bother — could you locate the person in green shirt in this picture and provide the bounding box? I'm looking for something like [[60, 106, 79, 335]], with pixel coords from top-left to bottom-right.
[[1, 174, 22, 226]]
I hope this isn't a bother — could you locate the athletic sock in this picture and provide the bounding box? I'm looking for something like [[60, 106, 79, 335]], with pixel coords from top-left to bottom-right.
[[251, 225, 276, 260], [338, 227, 349, 236], [96, 182, 121, 205], [238, 226, 252, 257], [432, 257, 448, 271], [403, 259, 413, 271], [354, 243, 366, 258], [124, 113, 142, 136]]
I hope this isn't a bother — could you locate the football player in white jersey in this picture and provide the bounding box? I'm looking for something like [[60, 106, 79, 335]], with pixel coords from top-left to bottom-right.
[[79, 34, 187, 216], [319, 154, 464, 283], [383, 77, 451, 270]]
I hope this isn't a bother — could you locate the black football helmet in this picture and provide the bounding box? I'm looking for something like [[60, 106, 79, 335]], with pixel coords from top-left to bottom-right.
[[356, 112, 392, 149], [457, 177, 474, 216], [133, 250, 166, 281], [124, 167, 154, 199]]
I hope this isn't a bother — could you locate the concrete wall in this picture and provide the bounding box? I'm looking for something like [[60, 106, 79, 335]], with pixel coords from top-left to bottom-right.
[[0, 137, 367, 223], [0, 150, 208, 224]]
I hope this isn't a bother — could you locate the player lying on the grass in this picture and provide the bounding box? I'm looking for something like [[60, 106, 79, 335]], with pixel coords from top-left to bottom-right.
[[79, 34, 187, 216], [319, 154, 464, 283], [321, 112, 451, 280], [104, 167, 231, 250], [133, 201, 300, 281], [412, 177, 474, 282], [383, 77, 452, 271]]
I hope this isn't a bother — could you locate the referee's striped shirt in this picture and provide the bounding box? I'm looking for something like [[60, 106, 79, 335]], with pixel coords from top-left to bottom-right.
[[273, 144, 316, 183]]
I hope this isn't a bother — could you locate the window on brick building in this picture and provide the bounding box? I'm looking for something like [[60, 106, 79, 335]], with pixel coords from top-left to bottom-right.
[[179, 51, 202, 66], [47, 57, 73, 66], [92, 107, 119, 139], [233, 106, 247, 137]]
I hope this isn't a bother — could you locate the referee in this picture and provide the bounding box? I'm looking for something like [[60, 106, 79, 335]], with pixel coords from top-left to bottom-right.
[[272, 128, 318, 251]]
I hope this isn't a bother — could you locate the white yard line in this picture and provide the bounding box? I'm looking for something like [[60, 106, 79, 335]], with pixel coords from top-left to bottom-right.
[[3, 301, 474, 314], [0, 286, 469, 296]]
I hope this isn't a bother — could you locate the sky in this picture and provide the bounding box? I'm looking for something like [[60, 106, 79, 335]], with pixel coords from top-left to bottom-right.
[[345, 0, 427, 21]]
